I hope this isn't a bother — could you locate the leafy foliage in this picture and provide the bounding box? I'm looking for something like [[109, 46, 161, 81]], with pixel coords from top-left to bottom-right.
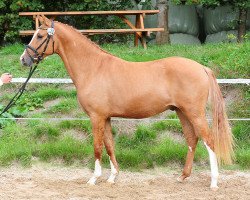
[[0, 93, 43, 128], [16, 94, 44, 111], [0, 0, 133, 44], [0, 0, 44, 44], [172, 0, 250, 8]]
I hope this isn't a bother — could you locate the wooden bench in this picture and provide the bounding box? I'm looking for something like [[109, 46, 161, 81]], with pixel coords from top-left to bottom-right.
[[19, 10, 164, 48]]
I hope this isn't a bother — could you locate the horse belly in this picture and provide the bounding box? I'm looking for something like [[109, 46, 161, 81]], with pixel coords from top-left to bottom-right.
[[115, 91, 172, 118]]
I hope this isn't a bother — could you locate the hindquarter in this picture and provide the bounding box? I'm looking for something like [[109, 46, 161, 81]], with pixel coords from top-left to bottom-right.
[[163, 57, 210, 113]]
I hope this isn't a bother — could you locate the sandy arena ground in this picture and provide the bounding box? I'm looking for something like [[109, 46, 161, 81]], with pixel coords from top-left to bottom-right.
[[0, 164, 249, 200]]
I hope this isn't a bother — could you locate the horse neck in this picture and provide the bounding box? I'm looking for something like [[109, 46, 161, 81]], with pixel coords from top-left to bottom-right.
[[55, 23, 108, 85]]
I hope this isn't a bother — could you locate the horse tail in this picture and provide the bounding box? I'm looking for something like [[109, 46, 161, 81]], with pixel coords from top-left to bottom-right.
[[204, 67, 235, 165]]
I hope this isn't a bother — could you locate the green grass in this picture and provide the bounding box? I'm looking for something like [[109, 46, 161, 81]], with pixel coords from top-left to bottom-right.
[[232, 121, 250, 142], [45, 97, 79, 114], [32, 122, 61, 139], [0, 117, 249, 170], [39, 136, 93, 164], [151, 120, 182, 132], [34, 86, 76, 101], [0, 84, 76, 103], [58, 120, 92, 134], [0, 43, 66, 78], [236, 147, 250, 168], [0, 124, 34, 166], [151, 138, 188, 165], [228, 86, 250, 118], [0, 42, 249, 78], [103, 42, 250, 78], [0, 42, 249, 170]]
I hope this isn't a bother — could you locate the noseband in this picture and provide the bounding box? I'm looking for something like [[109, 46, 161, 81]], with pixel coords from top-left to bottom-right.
[[25, 21, 55, 63]]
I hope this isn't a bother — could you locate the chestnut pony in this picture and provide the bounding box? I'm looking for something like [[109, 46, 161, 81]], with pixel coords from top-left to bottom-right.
[[20, 15, 234, 189]]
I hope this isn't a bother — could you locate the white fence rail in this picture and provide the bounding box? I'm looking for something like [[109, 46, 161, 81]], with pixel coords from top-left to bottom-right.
[[0, 117, 249, 121], [3, 78, 248, 121]]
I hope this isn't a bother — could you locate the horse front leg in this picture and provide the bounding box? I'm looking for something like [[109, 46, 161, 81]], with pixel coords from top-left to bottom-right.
[[87, 115, 106, 185], [104, 118, 119, 183]]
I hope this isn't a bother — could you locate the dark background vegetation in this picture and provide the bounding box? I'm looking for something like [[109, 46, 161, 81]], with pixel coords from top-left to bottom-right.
[[0, 0, 134, 44], [1, 0, 249, 44]]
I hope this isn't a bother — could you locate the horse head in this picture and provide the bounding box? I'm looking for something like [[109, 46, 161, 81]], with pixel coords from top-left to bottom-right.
[[20, 15, 58, 67]]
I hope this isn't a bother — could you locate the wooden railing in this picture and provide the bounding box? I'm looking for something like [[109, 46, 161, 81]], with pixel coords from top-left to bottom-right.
[[19, 10, 164, 48]]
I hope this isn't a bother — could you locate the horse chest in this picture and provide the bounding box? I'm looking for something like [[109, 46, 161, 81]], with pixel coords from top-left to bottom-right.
[[77, 88, 109, 115]]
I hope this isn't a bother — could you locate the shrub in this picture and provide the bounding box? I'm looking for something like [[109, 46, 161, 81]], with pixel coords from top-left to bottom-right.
[[0, 0, 133, 44]]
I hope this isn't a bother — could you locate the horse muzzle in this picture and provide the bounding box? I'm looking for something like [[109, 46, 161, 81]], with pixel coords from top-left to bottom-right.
[[20, 51, 34, 67]]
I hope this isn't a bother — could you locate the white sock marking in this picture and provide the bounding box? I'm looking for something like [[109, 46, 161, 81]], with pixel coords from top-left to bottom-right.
[[107, 157, 118, 183], [87, 159, 102, 185], [188, 146, 192, 152], [204, 142, 219, 189]]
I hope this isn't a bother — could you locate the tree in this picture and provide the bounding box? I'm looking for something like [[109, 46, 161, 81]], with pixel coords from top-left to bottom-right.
[[0, 0, 44, 44], [230, 0, 249, 42]]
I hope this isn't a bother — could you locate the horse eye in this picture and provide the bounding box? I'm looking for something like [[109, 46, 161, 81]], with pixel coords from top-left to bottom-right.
[[37, 33, 43, 39]]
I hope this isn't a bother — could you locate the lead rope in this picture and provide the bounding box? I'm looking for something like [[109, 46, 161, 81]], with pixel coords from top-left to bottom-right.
[[0, 64, 38, 116], [0, 21, 55, 116]]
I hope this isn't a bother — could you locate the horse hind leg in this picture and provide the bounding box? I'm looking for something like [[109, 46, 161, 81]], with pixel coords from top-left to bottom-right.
[[204, 141, 219, 190], [176, 109, 198, 182], [104, 118, 119, 183], [185, 111, 219, 190]]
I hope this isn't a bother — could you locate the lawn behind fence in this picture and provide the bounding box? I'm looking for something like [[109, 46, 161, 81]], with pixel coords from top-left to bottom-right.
[[0, 42, 249, 170]]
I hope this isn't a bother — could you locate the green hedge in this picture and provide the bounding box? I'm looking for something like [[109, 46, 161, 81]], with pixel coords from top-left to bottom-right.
[[0, 0, 133, 44]]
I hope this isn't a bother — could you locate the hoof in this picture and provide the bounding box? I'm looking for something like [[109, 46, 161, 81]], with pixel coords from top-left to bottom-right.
[[86, 181, 96, 186], [107, 179, 115, 184], [177, 175, 185, 183], [87, 177, 97, 185], [106, 173, 118, 184], [210, 185, 219, 191]]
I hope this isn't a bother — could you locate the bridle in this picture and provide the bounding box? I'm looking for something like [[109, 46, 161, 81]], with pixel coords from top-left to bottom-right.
[[0, 21, 55, 116], [25, 20, 55, 63]]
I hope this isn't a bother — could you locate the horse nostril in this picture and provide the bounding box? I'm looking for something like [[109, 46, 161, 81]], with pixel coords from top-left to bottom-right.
[[21, 57, 27, 66]]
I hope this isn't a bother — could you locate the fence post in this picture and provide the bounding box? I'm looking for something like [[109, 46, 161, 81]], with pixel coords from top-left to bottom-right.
[[156, 0, 169, 44]]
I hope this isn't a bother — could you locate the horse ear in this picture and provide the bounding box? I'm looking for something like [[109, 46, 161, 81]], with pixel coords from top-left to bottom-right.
[[42, 15, 51, 26], [38, 15, 51, 26], [38, 15, 45, 25], [50, 16, 56, 21]]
